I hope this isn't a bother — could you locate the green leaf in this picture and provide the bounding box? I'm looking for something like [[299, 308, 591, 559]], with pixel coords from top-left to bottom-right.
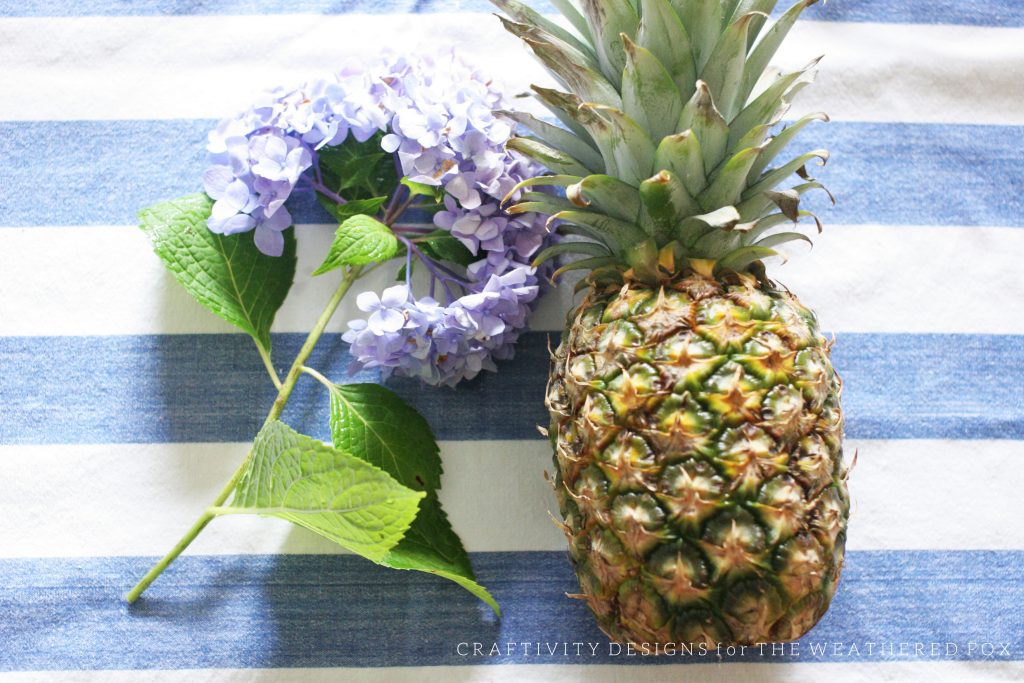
[[317, 195, 388, 224], [314, 214, 399, 275], [316, 132, 399, 201], [138, 193, 296, 354], [329, 383, 442, 492], [400, 177, 443, 201], [222, 420, 424, 563], [381, 491, 500, 615], [415, 231, 476, 268], [329, 383, 498, 614]]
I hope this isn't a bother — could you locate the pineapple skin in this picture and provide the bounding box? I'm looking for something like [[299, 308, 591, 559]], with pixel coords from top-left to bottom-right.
[[547, 272, 849, 646]]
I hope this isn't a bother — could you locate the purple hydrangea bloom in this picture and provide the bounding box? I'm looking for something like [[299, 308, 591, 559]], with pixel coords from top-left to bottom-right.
[[204, 51, 552, 385]]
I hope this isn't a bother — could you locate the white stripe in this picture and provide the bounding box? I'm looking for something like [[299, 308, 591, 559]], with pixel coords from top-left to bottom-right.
[[0, 438, 1019, 558], [1, 662, 1022, 682], [0, 15, 1022, 125], [1, 223, 1020, 337]]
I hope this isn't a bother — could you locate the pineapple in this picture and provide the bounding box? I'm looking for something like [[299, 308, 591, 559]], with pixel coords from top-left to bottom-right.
[[494, 0, 850, 645]]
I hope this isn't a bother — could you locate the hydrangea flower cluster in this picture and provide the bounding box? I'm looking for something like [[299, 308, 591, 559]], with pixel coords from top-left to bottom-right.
[[202, 52, 551, 386]]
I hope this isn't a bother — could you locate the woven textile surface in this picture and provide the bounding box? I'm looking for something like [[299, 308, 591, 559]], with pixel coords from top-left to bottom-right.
[[0, 1, 1022, 680]]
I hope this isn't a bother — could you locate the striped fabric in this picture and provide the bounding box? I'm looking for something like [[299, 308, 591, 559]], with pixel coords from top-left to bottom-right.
[[1, 1, 1022, 680]]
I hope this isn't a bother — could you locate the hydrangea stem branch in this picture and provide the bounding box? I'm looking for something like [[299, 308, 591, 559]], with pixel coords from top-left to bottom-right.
[[300, 365, 335, 391], [257, 344, 283, 389], [125, 266, 362, 604], [311, 179, 347, 207], [396, 234, 466, 302]]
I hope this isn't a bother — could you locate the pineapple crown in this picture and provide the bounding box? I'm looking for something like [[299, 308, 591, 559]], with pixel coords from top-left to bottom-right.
[[494, 0, 832, 284]]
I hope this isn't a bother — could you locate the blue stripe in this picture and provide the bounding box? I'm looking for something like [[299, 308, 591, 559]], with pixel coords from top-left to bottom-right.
[[0, 550, 1021, 670], [1, 0, 1020, 27], [1, 332, 1021, 444], [1, 120, 1022, 229]]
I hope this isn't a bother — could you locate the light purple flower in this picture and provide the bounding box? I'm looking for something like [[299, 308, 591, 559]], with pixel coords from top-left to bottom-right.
[[204, 50, 554, 383]]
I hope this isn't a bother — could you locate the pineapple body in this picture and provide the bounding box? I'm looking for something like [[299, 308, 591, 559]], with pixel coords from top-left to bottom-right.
[[548, 272, 848, 645]]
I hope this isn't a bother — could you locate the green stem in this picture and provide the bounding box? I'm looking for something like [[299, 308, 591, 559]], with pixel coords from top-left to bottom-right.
[[257, 344, 283, 389], [300, 365, 335, 392], [125, 266, 362, 604]]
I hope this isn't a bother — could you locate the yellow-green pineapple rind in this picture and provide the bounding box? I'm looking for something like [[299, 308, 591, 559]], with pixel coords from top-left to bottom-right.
[[548, 271, 849, 645]]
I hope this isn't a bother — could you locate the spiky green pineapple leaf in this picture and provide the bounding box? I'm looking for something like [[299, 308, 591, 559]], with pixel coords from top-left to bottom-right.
[[741, 0, 819, 103], [508, 195, 584, 218], [755, 230, 813, 249], [533, 239, 612, 266], [738, 181, 831, 221], [679, 83, 729, 175], [654, 131, 707, 197], [567, 174, 644, 223], [636, 0, 697, 98], [503, 16, 621, 107], [578, 104, 656, 186], [507, 137, 592, 176], [552, 210, 650, 251], [640, 170, 700, 243], [716, 245, 779, 272], [579, 0, 639, 87], [497, 109, 605, 171], [732, 0, 779, 49], [679, 0, 724, 73], [748, 112, 830, 180], [700, 12, 758, 121], [700, 145, 763, 211], [743, 149, 829, 201], [622, 34, 685, 142], [492, 0, 593, 55], [530, 85, 596, 143], [678, 205, 742, 247], [730, 60, 819, 149]]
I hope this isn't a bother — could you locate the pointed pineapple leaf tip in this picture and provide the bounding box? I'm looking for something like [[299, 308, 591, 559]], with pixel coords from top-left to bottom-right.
[[647, 170, 671, 185], [566, 182, 591, 207]]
